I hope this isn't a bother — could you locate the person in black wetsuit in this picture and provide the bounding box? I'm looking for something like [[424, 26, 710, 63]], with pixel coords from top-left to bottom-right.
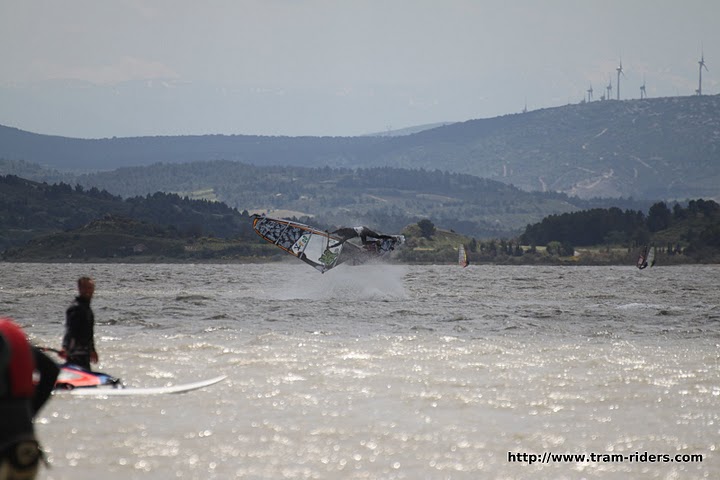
[[60, 276, 98, 371], [0, 317, 59, 480], [331, 227, 394, 248]]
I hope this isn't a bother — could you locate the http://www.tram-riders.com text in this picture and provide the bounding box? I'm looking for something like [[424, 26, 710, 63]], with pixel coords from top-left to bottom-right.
[[507, 451, 703, 465]]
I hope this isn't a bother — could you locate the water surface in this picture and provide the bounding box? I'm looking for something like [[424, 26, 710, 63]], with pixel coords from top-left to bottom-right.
[[2, 263, 718, 479]]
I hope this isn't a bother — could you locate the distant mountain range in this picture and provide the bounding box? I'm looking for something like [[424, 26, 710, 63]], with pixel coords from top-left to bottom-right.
[[1, 95, 719, 201]]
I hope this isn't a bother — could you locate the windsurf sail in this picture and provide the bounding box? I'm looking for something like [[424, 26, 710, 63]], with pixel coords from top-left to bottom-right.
[[636, 245, 652, 269], [55, 364, 123, 390], [458, 244, 469, 268], [252, 214, 344, 273], [636, 247, 646, 269], [646, 245, 656, 267], [252, 215, 406, 272]]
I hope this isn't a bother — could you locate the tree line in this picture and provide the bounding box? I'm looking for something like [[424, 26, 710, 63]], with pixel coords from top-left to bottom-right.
[[0, 175, 259, 250], [519, 199, 720, 254]]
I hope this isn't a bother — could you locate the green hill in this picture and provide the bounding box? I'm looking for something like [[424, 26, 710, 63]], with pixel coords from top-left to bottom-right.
[[0, 175, 255, 252], [61, 163, 650, 238], [2, 95, 719, 201], [2, 176, 716, 264], [1, 215, 272, 263]]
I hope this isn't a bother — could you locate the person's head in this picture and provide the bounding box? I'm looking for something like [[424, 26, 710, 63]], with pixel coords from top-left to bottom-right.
[[77, 276, 95, 300]]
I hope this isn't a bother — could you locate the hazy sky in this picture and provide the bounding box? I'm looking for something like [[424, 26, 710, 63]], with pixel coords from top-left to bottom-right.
[[1, 0, 718, 138]]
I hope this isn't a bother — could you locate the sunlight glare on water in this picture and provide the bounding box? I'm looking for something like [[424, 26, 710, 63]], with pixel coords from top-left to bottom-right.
[[1, 263, 718, 479]]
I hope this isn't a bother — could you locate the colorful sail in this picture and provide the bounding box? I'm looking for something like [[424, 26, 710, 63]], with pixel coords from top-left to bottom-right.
[[646, 245, 656, 267], [636, 246, 647, 269], [252, 215, 343, 273], [252, 214, 406, 273], [636, 245, 657, 269]]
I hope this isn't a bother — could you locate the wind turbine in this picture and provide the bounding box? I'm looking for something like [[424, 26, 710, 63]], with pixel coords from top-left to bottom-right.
[[606, 77, 612, 100], [587, 83, 594, 102], [640, 75, 647, 99], [616, 60, 625, 100], [697, 50, 708, 95]]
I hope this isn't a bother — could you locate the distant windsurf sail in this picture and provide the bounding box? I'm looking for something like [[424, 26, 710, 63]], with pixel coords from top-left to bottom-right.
[[252, 215, 343, 273], [458, 244, 469, 268], [636, 246, 648, 269], [636, 245, 656, 269], [646, 245, 656, 267]]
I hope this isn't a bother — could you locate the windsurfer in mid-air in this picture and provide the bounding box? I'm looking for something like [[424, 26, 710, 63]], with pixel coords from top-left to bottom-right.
[[331, 226, 401, 253], [251, 214, 405, 273]]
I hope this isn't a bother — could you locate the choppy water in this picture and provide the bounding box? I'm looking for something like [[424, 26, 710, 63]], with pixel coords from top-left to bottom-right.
[[1, 262, 719, 479]]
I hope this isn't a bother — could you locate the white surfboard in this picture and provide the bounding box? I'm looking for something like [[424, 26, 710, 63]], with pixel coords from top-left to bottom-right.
[[63, 375, 227, 397]]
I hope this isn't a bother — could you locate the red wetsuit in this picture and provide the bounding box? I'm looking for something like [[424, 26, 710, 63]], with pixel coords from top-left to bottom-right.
[[0, 318, 59, 477]]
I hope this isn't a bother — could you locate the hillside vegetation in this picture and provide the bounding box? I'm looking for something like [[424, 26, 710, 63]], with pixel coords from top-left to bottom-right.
[[2, 94, 718, 264], [0, 175, 254, 251], [2, 174, 717, 264], [1, 164, 648, 241], [2, 95, 719, 201], [518, 199, 720, 264], [74, 161, 649, 237]]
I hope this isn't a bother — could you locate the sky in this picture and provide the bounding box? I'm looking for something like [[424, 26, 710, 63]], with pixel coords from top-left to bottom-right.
[[1, 0, 718, 139]]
